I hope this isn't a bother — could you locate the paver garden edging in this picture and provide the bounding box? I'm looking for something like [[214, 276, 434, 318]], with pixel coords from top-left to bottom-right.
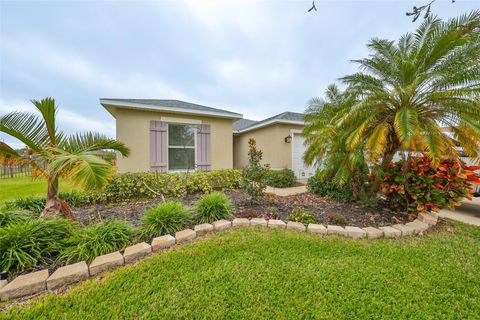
[[0, 212, 439, 302]]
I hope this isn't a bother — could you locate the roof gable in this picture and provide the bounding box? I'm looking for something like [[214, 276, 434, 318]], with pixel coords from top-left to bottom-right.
[[100, 99, 243, 119], [235, 112, 304, 133]]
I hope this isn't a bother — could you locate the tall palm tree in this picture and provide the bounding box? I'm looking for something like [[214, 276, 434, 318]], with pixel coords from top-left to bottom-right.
[[337, 12, 480, 186], [0, 98, 130, 218]]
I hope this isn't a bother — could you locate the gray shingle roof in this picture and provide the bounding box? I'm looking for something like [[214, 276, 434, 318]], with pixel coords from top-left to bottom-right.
[[233, 119, 257, 131], [100, 99, 242, 119], [235, 112, 304, 132]]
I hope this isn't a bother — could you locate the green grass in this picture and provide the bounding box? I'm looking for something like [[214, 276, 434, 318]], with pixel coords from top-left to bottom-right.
[[0, 177, 78, 205], [2, 222, 480, 319]]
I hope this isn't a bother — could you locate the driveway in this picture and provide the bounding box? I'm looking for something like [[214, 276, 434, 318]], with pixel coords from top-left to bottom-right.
[[439, 197, 480, 226]]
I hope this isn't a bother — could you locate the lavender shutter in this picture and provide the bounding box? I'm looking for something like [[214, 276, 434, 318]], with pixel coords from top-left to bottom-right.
[[150, 121, 168, 172], [196, 124, 211, 171]]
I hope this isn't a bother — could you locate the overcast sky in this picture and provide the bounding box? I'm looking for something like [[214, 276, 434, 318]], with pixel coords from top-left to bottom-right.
[[1, 0, 479, 148]]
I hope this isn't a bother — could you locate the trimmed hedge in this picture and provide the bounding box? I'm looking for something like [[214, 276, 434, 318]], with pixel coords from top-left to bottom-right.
[[6, 170, 242, 212], [265, 169, 296, 188]]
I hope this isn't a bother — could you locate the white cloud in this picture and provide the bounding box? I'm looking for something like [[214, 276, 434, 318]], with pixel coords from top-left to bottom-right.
[[1, 34, 187, 99], [182, 0, 275, 42], [215, 57, 295, 90]]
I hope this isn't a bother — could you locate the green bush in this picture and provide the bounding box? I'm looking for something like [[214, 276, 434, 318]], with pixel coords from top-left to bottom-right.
[[139, 201, 190, 240], [288, 208, 317, 224], [5, 196, 45, 214], [60, 219, 134, 264], [193, 192, 233, 223], [0, 208, 34, 227], [265, 169, 296, 188], [5, 170, 243, 211], [103, 169, 242, 202], [243, 138, 270, 203], [307, 171, 355, 202], [0, 218, 74, 273]]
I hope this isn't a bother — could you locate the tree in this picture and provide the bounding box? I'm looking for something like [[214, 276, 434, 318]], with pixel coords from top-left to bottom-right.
[[339, 12, 480, 188], [0, 98, 130, 219], [303, 85, 369, 199], [242, 138, 270, 204]]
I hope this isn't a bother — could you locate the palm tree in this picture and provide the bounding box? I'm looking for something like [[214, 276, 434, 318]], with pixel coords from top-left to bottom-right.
[[303, 85, 369, 199], [337, 12, 480, 187], [0, 97, 130, 219]]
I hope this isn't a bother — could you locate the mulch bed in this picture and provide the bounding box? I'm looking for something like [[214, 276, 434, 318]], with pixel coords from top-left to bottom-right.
[[72, 190, 409, 228]]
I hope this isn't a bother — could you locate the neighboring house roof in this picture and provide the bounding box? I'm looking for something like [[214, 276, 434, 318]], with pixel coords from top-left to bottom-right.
[[233, 119, 257, 131], [100, 99, 243, 120], [235, 111, 304, 133]]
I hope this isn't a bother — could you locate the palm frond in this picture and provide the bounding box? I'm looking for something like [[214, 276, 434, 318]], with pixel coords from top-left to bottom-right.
[[0, 111, 48, 152], [45, 148, 114, 190], [394, 107, 419, 142], [31, 98, 57, 144], [61, 132, 130, 157]]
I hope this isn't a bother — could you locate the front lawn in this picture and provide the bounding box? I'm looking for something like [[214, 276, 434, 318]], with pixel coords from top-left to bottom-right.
[[0, 177, 78, 205], [2, 221, 480, 319]]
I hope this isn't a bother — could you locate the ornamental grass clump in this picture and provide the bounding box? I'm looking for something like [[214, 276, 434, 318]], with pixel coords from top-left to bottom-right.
[[0, 208, 34, 227], [0, 218, 74, 273], [59, 219, 134, 264], [139, 201, 190, 240], [193, 192, 233, 223]]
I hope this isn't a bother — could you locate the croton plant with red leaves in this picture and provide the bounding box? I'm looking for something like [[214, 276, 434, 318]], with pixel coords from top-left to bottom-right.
[[381, 156, 480, 213]]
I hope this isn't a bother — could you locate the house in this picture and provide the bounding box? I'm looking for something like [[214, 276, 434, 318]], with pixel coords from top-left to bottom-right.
[[100, 99, 242, 173], [101, 99, 314, 178], [233, 112, 316, 178]]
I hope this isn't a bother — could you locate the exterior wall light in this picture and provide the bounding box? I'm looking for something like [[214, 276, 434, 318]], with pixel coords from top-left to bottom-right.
[[284, 134, 292, 143]]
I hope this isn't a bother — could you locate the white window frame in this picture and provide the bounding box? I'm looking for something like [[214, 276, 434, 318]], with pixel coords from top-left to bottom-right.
[[166, 122, 197, 172]]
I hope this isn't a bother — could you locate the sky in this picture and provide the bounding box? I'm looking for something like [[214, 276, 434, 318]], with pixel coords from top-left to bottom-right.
[[1, 0, 479, 148]]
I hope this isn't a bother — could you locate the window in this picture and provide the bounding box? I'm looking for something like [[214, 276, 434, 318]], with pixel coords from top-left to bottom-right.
[[168, 124, 195, 171]]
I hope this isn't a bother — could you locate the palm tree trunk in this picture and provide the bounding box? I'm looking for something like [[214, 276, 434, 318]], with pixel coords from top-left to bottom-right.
[[42, 175, 76, 220], [47, 175, 59, 201], [370, 128, 401, 194]]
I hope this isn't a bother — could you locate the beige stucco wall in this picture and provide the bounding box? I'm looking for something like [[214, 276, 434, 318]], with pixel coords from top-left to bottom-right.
[[233, 123, 304, 169], [112, 108, 235, 173]]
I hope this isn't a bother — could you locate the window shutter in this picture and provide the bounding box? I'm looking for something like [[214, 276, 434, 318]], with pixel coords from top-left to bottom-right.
[[150, 121, 168, 172], [196, 124, 211, 171]]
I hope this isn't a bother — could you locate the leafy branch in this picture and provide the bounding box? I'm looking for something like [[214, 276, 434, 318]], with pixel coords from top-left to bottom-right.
[[308, 0, 457, 23]]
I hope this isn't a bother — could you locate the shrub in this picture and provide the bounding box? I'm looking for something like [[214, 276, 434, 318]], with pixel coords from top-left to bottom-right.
[[5, 170, 243, 210], [243, 139, 270, 203], [60, 219, 134, 263], [289, 208, 317, 224], [381, 157, 480, 213], [193, 192, 233, 223], [104, 169, 242, 201], [307, 171, 355, 202], [139, 201, 190, 240], [0, 208, 34, 227], [5, 196, 45, 214], [327, 212, 348, 226], [0, 218, 74, 273], [265, 169, 296, 188]]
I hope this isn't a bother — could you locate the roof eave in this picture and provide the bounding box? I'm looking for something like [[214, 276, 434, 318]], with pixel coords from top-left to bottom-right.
[[236, 119, 305, 134], [99, 99, 243, 120]]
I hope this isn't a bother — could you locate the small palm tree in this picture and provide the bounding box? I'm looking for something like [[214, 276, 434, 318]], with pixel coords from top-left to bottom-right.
[[337, 12, 479, 188], [0, 98, 130, 218], [304, 85, 369, 198]]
